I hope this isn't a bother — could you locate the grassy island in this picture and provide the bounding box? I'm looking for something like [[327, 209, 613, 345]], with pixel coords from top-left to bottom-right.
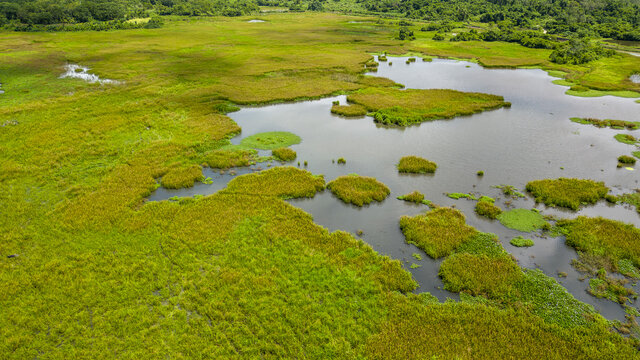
[[327, 174, 390, 206]]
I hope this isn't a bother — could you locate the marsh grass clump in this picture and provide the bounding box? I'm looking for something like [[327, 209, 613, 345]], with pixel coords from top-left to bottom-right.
[[400, 208, 478, 258], [615, 133, 639, 145], [588, 269, 635, 304], [619, 191, 640, 214], [397, 155, 437, 174], [497, 209, 549, 232], [160, 165, 204, 189], [475, 200, 502, 219], [271, 147, 297, 162], [496, 184, 525, 198], [346, 87, 509, 126], [327, 175, 390, 207], [477, 170, 484, 176], [510, 236, 535, 247], [526, 178, 609, 210], [331, 104, 368, 117], [206, 149, 254, 169], [618, 155, 636, 164], [570, 117, 640, 130], [337, 157, 346, 164], [447, 193, 478, 200], [223, 166, 324, 199], [397, 191, 431, 205], [240, 131, 301, 150]]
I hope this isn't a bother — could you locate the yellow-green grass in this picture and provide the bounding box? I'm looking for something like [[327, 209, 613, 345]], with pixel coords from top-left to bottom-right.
[[222, 166, 325, 199], [160, 164, 204, 189], [510, 236, 535, 247], [397, 190, 430, 205], [240, 131, 301, 150], [331, 103, 368, 116], [206, 149, 255, 168], [497, 209, 549, 232], [526, 178, 609, 210], [559, 216, 640, 271], [326, 174, 390, 206], [399, 207, 478, 258], [440, 253, 523, 298], [570, 117, 640, 130], [475, 200, 502, 219], [397, 155, 437, 173], [346, 87, 510, 126], [619, 155, 637, 164], [615, 133, 640, 145], [271, 147, 297, 161]]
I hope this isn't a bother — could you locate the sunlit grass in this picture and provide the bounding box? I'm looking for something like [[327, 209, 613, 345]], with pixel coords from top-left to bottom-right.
[[497, 209, 549, 232], [327, 174, 390, 206], [397, 155, 437, 174], [526, 178, 609, 210]]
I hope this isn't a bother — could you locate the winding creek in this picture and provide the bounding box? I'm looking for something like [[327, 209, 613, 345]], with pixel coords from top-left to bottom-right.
[[148, 56, 640, 322]]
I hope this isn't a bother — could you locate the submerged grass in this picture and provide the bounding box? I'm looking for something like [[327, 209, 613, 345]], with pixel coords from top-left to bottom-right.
[[240, 131, 301, 150], [400, 207, 478, 258], [397, 155, 437, 174], [497, 209, 549, 232], [160, 164, 204, 189], [326, 174, 390, 206], [346, 87, 510, 126], [526, 178, 609, 210]]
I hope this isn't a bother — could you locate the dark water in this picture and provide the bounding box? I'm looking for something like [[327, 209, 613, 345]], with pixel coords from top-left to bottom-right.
[[149, 56, 640, 321]]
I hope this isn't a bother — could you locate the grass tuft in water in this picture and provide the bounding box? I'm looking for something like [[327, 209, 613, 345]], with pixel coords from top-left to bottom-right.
[[327, 175, 390, 207], [271, 147, 297, 162], [330, 104, 368, 117], [475, 200, 502, 219], [618, 155, 637, 164], [497, 209, 549, 232], [397, 190, 431, 205], [397, 155, 437, 174], [570, 117, 640, 130], [526, 178, 609, 210], [510, 236, 535, 247]]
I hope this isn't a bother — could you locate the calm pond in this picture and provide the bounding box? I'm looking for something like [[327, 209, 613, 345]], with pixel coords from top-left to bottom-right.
[[149, 56, 640, 321]]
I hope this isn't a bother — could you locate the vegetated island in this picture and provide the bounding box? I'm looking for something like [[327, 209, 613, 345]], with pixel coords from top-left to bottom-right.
[[526, 178, 609, 210], [571, 117, 640, 130], [397, 155, 437, 173], [327, 174, 390, 206]]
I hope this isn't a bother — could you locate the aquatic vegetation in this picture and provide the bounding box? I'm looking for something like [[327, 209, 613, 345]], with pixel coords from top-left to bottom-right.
[[337, 157, 346, 164], [447, 192, 478, 200], [615, 133, 639, 145], [271, 147, 297, 162], [412, 253, 422, 260], [497, 209, 549, 232], [223, 166, 325, 199], [410, 263, 422, 269], [634, 151, 640, 159], [397, 190, 431, 205], [588, 269, 635, 304], [558, 216, 640, 270], [326, 175, 390, 207], [526, 178, 609, 210], [400, 208, 478, 258], [160, 165, 204, 189], [397, 155, 437, 174], [477, 170, 484, 176], [495, 184, 526, 198], [240, 131, 301, 150], [207, 149, 254, 169], [330, 103, 368, 117], [510, 236, 535, 247], [619, 155, 637, 164], [570, 117, 640, 130], [475, 200, 502, 219], [346, 87, 510, 126]]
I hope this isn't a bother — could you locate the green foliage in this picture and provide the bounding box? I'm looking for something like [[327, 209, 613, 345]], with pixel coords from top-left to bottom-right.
[[327, 175, 390, 207], [337, 157, 346, 164], [396, 155, 437, 174], [240, 131, 301, 150], [615, 133, 639, 145], [223, 166, 325, 199], [271, 147, 297, 162], [397, 190, 430, 205], [510, 236, 535, 247], [160, 164, 204, 189], [207, 149, 254, 169], [497, 209, 549, 232], [550, 38, 614, 65], [475, 200, 502, 219], [398, 26, 415, 41], [526, 178, 609, 210], [570, 117, 640, 130], [447, 192, 478, 200], [477, 170, 484, 176], [330, 104, 368, 117], [618, 155, 637, 164], [495, 184, 526, 198], [346, 87, 510, 126], [588, 272, 635, 304], [400, 208, 478, 258]]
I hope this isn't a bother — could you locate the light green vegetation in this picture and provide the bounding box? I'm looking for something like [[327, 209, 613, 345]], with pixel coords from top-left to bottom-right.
[[571, 117, 640, 130], [345, 87, 510, 126], [240, 131, 301, 150], [588, 269, 635, 304], [558, 217, 640, 271], [412, 253, 422, 261], [326, 174, 390, 206], [634, 151, 640, 159], [526, 178, 609, 210], [619, 155, 637, 164], [2, 12, 639, 358], [397, 190, 431, 205], [510, 236, 535, 247], [619, 192, 640, 214], [331, 103, 368, 117], [497, 209, 549, 232], [615, 133, 640, 145], [477, 170, 484, 176], [475, 200, 502, 219], [160, 164, 204, 189], [447, 192, 478, 200], [400, 208, 478, 258], [396, 155, 437, 174], [271, 147, 297, 162], [495, 184, 526, 198]]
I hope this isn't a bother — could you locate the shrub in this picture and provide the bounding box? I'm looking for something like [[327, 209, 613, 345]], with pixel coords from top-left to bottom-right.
[[397, 156, 437, 174], [327, 175, 390, 207], [272, 147, 297, 161], [475, 200, 502, 219]]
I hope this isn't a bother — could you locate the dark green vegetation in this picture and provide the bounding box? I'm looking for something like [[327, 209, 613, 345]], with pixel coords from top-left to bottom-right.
[[497, 209, 549, 232], [345, 87, 510, 126], [331, 103, 367, 117], [475, 199, 502, 219], [571, 117, 640, 130], [160, 164, 204, 189], [272, 147, 297, 161], [327, 174, 390, 207], [619, 155, 637, 164], [397, 190, 431, 205], [400, 208, 477, 258], [526, 178, 609, 210], [510, 236, 535, 247], [616, 133, 640, 145], [240, 131, 301, 150], [396, 155, 437, 174], [549, 38, 615, 65]]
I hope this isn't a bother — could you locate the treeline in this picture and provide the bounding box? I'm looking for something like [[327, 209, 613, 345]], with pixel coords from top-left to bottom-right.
[[0, 0, 259, 28], [359, 0, 640, 41]]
